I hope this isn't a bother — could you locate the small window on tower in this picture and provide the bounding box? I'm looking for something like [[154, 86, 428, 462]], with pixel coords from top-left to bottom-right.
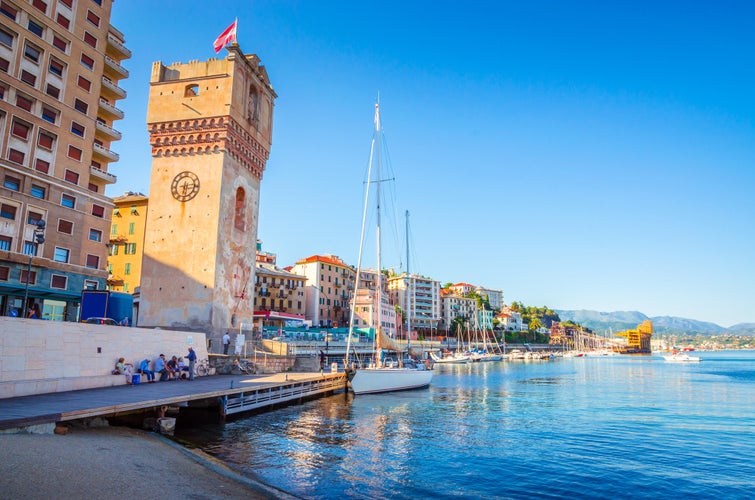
[[184, 84, 199, 97], [234, 187, 246, 231]]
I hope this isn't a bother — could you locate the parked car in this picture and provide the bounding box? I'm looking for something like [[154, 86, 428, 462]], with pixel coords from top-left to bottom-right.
[[85, 317, 119, 325]]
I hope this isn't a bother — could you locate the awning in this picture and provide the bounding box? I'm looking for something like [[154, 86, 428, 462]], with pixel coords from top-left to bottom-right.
[[0, 283, 83, 301], [253, 310, 305, 321]]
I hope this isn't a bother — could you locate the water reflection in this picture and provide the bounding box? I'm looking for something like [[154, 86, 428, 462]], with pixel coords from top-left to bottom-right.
[[178, 352, 755, 499]]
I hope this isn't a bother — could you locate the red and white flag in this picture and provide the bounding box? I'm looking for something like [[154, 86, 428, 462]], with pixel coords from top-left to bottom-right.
[[213, 20, 237, 53]]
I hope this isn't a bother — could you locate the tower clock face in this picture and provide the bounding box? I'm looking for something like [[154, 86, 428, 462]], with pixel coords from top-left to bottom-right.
[[171, 171, 200, 202]]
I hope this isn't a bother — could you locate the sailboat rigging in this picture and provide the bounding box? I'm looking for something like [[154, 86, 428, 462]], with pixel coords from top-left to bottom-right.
[[345, 102, 433, 395]]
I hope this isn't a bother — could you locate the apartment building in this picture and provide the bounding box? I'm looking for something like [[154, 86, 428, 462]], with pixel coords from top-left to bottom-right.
[[107, 191, 145, 294], [253, 243, 306, 329], [0, 0, 128, 319], [497, 310, 524, 331], [449, 282, 475, 297], [388, 272, 440, 336], [290, 254, 355, 328], [439, 288, 477, 335], [352, 267, 397, 337], [476, 286, 503, 311]]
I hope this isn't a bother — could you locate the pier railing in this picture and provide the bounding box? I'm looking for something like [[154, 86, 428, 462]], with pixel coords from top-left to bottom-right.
[[224, 374, 345, 415]]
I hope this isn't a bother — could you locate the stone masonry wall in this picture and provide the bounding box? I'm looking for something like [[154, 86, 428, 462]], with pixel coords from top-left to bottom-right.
[[0, 317, 207, 399]]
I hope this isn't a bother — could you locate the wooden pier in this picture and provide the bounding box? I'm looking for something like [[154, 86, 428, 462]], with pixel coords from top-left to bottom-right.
[[0, 372, 347, 431]]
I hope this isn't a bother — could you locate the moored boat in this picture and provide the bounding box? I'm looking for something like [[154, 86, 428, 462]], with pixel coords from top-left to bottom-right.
[[344, 102, 433, 395], [663, 352, 701, 363], [431, 351, 470, 364]]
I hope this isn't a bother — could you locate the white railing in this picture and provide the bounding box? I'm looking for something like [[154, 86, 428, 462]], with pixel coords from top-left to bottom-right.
[[100, 77, 126, 98], [106, 33, 131, 58], [104, 55, 129, 78], [89, 165, 117, 183], [98, 98, 124, 119], [225, 375, 345, 415], [95, 120, 122, 140], [93, 142, 119, 161]]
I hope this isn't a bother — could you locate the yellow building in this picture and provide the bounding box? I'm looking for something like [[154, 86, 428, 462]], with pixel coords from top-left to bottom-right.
[[0, 1, 128, 319], [253, 262, 306, 328], [107, 191, 146, 294], [138, 45, 276, 342], [251, 241, 306, 329]]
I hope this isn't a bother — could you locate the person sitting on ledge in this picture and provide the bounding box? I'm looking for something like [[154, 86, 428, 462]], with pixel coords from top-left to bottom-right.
[[166, 355, 180, 380], [177, 357, 188, 379], [155, 354, 169, 382], [139, 358, 155, 383], [114, 357, 134, 384]]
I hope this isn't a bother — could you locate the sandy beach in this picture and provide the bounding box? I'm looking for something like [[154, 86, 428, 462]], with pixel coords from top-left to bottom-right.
[[0, 425, 295, 500]]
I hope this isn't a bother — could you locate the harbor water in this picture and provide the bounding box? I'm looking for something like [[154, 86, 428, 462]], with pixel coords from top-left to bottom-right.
[[178, 351, 755, 499]]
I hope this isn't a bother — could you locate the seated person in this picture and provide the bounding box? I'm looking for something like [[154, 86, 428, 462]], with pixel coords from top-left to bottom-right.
[[138, 358, 155, 383], [114, 357, 134, 384], [155, 354, 169, 382], [177, 358, 188, 379], [166, 356, 180, 380]]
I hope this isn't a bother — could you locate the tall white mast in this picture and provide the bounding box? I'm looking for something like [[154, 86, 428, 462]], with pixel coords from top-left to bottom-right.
[[374, 103, 382, 366], [405, 210, 411, 348]]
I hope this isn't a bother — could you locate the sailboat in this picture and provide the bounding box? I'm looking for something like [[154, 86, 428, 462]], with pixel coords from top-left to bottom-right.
[[345, 103, 433, 395]]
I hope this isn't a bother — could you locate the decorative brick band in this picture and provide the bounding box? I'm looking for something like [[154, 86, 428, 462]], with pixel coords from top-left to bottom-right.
[[148, 116, 269, 180]]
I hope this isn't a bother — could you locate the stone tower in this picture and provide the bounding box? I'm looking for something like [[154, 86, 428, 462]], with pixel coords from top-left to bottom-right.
[[138, 45, 275, 340]]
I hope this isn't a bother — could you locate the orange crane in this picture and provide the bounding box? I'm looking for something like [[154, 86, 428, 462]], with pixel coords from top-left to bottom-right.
[[615, 320, 653, 354]]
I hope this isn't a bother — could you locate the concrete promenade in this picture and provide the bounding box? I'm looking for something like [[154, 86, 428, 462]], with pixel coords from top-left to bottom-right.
[[0, 372, 346, 431], [0, 426, 292, 499]]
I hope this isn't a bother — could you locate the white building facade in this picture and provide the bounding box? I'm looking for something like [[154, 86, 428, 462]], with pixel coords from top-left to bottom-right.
[[388, 273, 440, 335]]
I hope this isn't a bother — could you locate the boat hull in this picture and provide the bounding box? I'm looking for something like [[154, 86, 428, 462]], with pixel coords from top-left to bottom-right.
[[430, 353, 469, 364], [349, 368, 434, 395], [663, 354, 701, 363]]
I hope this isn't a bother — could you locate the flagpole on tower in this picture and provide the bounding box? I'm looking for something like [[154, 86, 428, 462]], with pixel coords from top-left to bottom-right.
[[213, 18, 239, 53]]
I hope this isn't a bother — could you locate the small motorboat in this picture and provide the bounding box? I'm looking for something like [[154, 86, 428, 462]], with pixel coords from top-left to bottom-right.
[[663, 352, 701, 363]]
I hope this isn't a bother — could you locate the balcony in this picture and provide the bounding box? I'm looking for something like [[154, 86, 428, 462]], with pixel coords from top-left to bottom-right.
[[103, 55, 129, 80], [93, 143, 119, 162], [98, 98, 124, 120], [100, 76, 126, 100], [106, 33, 131, 60], [90, 165, 117, 184], [95, 120, 122, 141], [107, 276, 124, 286]]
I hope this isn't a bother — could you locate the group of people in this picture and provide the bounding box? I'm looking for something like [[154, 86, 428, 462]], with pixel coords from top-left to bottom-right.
[[9, 303, 43, 318], [113, 347, 197, 384]]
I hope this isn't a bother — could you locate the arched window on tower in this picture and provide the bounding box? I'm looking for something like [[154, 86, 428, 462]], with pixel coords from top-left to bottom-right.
[[184, 84, 199, 97], [234, 187, 246, 231], [248, 85, 259, 123]]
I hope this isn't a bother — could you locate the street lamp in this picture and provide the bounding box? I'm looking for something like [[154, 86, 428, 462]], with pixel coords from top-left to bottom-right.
[[22, 219, 46, 315]]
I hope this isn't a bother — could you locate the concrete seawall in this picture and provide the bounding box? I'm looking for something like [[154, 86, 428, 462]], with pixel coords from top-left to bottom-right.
[[0, 317, 207, 399]]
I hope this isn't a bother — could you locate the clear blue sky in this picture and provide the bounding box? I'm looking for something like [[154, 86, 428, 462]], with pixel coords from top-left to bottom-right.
[[109, 1, 755, 327]]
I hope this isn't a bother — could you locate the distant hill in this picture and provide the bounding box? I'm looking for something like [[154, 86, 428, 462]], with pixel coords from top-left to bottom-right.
[[727, 323, 755, 336], [554, 310, 649, 334], [554, 310, 751, 336]]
